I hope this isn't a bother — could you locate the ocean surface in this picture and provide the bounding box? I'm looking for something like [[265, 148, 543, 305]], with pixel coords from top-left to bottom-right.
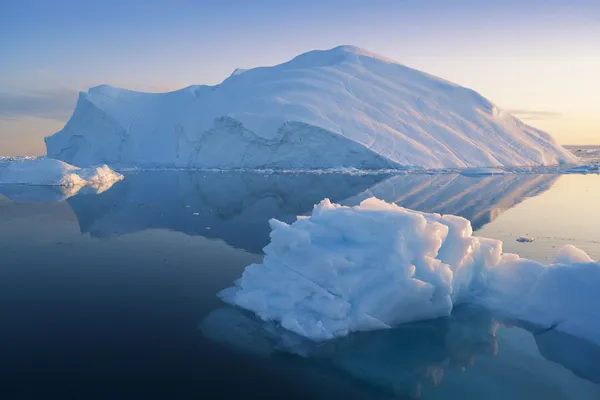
[[1, 171, 599, 399]]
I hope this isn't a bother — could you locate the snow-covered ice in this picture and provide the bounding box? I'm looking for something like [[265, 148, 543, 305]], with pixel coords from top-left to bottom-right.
[[220, 198, 600, 346], [46, 45, 576, 170], [0, 158, 123, 187], [478, 245, 600, 346], [219, 197, 499, 340]]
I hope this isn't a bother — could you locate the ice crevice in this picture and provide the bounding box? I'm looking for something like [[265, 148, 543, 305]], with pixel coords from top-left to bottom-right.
[[220, 197, 600, 345]]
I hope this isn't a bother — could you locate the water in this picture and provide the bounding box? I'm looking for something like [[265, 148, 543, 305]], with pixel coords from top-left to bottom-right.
[[0, 172, 599, 399]]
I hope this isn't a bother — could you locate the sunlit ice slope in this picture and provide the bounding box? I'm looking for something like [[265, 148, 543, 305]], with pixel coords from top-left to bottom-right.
[[46, 45, 577, 169]]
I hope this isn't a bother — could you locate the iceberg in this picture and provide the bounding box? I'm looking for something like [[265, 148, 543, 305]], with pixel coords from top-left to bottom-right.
[[478, 245, 600, 346], [0, 158, 123, 188], [220, 198, 600, 345], [46, 45, 577, 170], [219, 198, 501, 340]]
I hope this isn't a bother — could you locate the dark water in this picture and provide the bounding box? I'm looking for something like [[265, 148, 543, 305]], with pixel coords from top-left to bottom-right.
[[0, 172, 599, 399]]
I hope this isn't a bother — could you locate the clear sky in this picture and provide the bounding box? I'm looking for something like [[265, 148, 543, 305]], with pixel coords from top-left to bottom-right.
[[1, 0, 599, 155]]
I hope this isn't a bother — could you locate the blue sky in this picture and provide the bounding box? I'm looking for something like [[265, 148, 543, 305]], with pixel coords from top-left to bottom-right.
[[1, 0, 599, 155]]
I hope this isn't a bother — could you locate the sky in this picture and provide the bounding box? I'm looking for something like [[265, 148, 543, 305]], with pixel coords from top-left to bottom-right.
[[1, 0, 599, 156]]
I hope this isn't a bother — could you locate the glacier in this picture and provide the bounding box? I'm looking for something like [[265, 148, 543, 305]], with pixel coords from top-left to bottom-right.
[[45, 45, 577, 170], [220, 198, 600, 346]]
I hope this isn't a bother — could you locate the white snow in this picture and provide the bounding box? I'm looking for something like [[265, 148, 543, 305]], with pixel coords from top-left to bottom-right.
[[220, 198, 600, 345], [46, 45, 577, 170], [0, 158, 123, 187]]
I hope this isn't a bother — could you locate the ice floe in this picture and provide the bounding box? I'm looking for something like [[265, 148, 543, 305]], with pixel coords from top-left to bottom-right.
[[220, 198, 600, 346], [0, 158, 123, 187]]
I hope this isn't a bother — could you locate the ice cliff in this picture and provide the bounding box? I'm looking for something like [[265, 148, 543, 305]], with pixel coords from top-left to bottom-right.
[[46, 46, 576, 170]]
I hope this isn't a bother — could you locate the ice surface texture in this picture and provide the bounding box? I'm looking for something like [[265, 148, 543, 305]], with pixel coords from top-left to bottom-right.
[[220, 198, 600, 345], [46, 46, 576, 170], [0, 158, 123, 187]]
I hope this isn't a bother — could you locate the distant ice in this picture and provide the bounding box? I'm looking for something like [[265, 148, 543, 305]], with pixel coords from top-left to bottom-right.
[[0, 158, 123, 188], [563, 164, 600, 174], [221, 198, 600, 345], [516, 235, 535, 243], [460, 167, 509, 176]]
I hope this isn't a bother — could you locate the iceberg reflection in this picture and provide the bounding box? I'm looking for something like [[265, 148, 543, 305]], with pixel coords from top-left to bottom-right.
[[201, 305, 600, 397], [344, 173, 558, 230], [63, 172, 557, 253], [201, 305, 498, 398]]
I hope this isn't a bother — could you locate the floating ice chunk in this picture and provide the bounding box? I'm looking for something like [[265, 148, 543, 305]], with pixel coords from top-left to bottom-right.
[[554, 244, 594, 264], [220, 198, 503, 340], [516, 235, 535, 243], [478, 245, 600, 345], [0, 158, 123, 187], [221, 197, 600, 345]]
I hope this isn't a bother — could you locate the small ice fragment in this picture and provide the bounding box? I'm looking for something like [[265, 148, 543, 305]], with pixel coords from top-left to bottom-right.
[[193, 212, 200, 216], [516, 236, 535, 243]]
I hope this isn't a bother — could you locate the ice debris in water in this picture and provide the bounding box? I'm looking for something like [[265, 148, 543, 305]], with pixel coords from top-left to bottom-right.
[[0, 158, 123, 187], [516, 235, 535, 243], [220, 198, 600, 345]]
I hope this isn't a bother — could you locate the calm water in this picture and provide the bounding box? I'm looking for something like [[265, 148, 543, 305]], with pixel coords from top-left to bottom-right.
[[0, 172, 599, 399]]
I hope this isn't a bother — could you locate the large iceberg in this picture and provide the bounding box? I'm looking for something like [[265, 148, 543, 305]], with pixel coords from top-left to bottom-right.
[[220, 198, 600, 345], [0, 158, 123, 188], [46, 45, 576, 170]]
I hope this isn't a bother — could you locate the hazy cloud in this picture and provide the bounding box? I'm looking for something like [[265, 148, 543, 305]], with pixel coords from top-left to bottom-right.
[[507, 109, 562, 120], [0, 89, 78, 121]]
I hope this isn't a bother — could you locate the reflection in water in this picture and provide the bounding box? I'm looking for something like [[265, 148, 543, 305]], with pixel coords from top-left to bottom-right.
[[202, 306, 600, 398], [344, 173, 558, 230], [2, 171, 599, 398], [0, 183, 111, 203], [67, 172, 387, 253], [62, 172, 557, 253], [201, 305, 498, 398], [532, 328, 600, 384]]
